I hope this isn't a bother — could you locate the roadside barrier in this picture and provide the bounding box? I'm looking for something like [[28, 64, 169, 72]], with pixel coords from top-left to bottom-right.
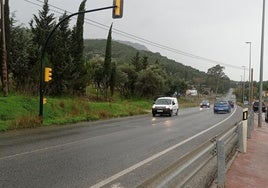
[[139, 108, 253, 188]]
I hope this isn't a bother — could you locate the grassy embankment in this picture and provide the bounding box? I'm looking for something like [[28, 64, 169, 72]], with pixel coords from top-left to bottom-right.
[[0, 93, 202, 131]]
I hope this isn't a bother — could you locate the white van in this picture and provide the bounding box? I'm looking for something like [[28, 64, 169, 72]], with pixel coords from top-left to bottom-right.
[[152, 97, 179, 117]]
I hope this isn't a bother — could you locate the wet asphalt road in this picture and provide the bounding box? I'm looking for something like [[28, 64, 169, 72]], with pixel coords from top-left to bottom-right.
[[0, 106, 242, 188]]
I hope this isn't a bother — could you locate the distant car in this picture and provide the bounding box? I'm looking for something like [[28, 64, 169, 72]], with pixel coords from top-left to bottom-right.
[[200, 100, 210, 108], [243, 100, 249, 105], [214, 100, 231, 114], [252, 101, 266, 112], [228, 100, 234, 108], [152, 97, 179, 117]]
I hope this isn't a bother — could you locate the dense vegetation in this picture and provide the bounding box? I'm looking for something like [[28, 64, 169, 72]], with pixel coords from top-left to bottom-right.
[[0, 0, 244, 130]]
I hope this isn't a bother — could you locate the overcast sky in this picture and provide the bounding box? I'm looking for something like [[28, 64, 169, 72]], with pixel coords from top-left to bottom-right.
[[9, 0, 268, 81]]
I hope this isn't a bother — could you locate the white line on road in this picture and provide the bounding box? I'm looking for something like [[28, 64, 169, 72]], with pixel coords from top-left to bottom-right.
[[0, 137, 92, 160], [90, 107, 237, 188]]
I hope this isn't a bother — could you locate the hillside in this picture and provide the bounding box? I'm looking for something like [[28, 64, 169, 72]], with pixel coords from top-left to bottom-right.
[[116, 40, 149, 51], [84, 39, 207, 82]]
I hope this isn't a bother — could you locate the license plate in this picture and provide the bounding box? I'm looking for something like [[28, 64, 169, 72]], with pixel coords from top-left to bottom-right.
[[157, 110, 163, 112]]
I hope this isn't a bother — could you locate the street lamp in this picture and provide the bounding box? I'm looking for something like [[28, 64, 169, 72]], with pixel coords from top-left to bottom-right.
[[240, 75, 243, 103], [245, 41, 252, 105], [242, 66, 246, 104], [258, 0, 265, 128]]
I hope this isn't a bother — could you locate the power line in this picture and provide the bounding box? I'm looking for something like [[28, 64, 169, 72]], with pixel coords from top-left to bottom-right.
[[24, 0, 243, 70]]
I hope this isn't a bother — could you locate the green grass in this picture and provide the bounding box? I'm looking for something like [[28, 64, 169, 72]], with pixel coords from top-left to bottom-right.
[[0, 93, 210, 131], [0, 94, 152, 131]]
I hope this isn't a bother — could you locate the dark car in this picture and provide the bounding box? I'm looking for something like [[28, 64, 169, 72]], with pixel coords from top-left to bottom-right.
[[265, 110, 268, 123], [252, 101, 266, 112], [214, 100, 231, 114], [228, 100, 234, 108], [200, 100, 210, 108]]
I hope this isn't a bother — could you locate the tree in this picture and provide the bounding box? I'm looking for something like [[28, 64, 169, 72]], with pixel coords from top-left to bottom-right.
[[115, 66, 128, 96], [135, 64, 167, 97], [166, 76, 188, 97], [141, 56, 148, 70], [50, 12, 72, 95], [207, 64, 226, 95], [103, 24, 112, 99], [70, 0, 88, 94], [30, 0, 55, 51], [117, 64, 137, 97], [110, 61, 116, 96], [10, 26, 38, 92], [131, 52, 142, 72], [29, 0, 56, 93], [89, 55, 104, 98]]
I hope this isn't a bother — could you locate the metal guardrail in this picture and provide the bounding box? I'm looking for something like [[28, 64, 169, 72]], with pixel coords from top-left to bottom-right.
[[139, 109, 253, 188]]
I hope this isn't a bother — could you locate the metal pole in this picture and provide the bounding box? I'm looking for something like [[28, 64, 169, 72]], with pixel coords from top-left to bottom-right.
[[251, 68, 254, 103], [240, 75, 243, 103], [217, 140, 225, 188], [246, 42, 252, 105], [258, 0, 265, 128], [39, 6, 116, 121], [242, 66, 246, 104]]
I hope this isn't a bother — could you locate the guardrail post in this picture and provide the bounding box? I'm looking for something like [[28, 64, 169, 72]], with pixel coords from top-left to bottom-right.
[[238, 122, 246, 153], [217, 140, 225, 188], [247, 110, 253, 139]]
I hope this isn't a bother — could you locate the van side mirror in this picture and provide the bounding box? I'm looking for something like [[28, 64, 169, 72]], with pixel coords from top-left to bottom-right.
[[172, 101, 175, 105]]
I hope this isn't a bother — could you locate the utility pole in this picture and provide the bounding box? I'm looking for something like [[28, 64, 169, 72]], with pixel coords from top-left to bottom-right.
[[258, 0, 265, 128], [242, 66, 246, 104], [250, 68, 253, 103], [1, 0, 8, 96], [246, 42, 252, 105]]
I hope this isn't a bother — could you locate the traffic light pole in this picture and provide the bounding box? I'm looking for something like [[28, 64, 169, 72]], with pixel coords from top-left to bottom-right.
[[39, 6, 116, 121]]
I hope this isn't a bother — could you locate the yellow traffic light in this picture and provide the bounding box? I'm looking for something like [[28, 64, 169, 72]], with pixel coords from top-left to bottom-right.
[[113, 0, 123, 18], [44, 67, 52, 82], [43, 98, 47, 104]]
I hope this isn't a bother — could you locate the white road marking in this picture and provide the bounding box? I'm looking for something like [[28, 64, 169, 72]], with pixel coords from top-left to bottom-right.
[[90, 107, 237, 188], [0, 137, 92, 160]]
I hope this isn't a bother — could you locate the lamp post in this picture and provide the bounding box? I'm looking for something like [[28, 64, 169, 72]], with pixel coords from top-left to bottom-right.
[[240, 75, 243, 102], [258, 0, 265, 128], [245, 41, 252, 105], [242, 66, 246, 104]]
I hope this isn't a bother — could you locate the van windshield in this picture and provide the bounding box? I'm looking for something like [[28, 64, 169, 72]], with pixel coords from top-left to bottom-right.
[[155, 99, 171, 105]]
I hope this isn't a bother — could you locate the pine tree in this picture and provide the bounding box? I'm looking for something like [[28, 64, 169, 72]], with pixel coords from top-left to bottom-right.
[[50, 12, 72, 95], [110, 61, 116, 96], [103, 24, 112, 99], [29, 0, 56, 93], [70, 0, 88, 95], [30, 0, 55, 51]]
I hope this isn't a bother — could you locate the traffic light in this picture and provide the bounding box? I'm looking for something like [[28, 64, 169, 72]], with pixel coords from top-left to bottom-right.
[[44, 67, 52, 82], [43, 98, 47, 104], [113, 0, 123, 18]]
